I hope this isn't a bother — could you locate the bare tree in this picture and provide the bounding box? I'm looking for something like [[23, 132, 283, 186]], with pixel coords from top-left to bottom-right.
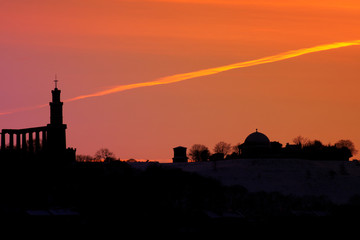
[[232, 143, 242, 155], [292, 136, 310, 147], [188, 144, 210, 162], [335, 139, 358, 156], [94, 148, 116, 162], [213, 141, 232, 157]]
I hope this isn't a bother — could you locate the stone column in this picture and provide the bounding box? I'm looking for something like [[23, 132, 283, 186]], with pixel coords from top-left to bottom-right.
[[1, 132, 5, 150], [9, 133, 14, 150], [42, 130, 47, 150], [16, 133, 21, 151], [35, 131, 40, 152], [28, 132, 34, 153], [22, 132, 27, 151]]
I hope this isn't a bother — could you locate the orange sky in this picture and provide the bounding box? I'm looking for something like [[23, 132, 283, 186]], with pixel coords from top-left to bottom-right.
[[1, 0, 360, 161]]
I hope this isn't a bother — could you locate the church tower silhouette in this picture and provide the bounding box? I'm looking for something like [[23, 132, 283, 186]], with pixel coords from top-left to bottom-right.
[[47, 80, 67, 154]]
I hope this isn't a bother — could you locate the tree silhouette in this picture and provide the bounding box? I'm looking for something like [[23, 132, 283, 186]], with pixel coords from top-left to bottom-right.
[[335, 139, 358, 156], [189, 144, 210, 162], [94, 148, 115, 162], [309, 140, 324, 148], [292, 135, 310, 147], [231, 143, 242, 156], [213, 141, 232, 157]]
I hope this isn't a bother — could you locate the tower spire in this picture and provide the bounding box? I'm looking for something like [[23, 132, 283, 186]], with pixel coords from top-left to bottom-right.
[[47, 77, 68, 158], [54, 74, 58, 89]]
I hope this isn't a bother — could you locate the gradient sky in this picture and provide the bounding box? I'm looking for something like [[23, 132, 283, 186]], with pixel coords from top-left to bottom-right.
[[1, 0, 360, 162]]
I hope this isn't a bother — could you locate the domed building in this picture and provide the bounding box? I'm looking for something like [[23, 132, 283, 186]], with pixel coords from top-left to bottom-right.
[[240, 129, 272, 158], [244, 129, 270, 146]]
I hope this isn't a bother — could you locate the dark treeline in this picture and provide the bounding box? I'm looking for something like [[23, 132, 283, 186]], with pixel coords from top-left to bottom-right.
[[188, 138, 356, 162], [1, 160, 360, 233]]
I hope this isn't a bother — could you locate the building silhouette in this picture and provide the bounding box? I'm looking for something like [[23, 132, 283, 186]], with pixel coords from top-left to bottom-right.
[[172, 146, 188, 163], [175, 129, 352, 162], [0, 79, 76, 163], [240, 129, 271, 158], [238, 129, 352, 161]]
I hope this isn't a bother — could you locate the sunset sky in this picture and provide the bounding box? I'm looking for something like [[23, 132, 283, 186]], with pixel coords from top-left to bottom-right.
[[1, 0, 360, 162]]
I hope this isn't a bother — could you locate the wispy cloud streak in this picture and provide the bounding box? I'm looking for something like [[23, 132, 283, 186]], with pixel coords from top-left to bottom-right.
[[65, 40, 360, 103], [1, 40, 360, 116]]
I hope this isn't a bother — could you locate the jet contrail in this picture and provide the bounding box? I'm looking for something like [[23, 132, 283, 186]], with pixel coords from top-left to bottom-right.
[[64, 40, 360, 103], [0, 104, 48, 116], [1, 40, 360, 116]]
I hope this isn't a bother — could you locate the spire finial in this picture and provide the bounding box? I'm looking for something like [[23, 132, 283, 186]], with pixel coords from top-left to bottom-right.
[[256, 128, 258, 132], [54, 74, 58, 89]]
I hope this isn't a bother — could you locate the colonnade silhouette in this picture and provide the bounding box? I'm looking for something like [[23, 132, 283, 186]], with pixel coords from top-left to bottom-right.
[[1, 126, 48, 153]]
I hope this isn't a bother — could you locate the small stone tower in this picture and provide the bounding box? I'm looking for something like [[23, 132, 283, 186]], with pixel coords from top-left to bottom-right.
[[172, 146, 188, 163]]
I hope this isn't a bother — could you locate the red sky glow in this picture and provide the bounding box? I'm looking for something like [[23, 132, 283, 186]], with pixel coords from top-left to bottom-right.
[[1, 0, 360, 162]]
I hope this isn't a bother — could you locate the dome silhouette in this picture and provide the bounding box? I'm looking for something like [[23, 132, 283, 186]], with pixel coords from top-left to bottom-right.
[[244, 129, 270, 146]]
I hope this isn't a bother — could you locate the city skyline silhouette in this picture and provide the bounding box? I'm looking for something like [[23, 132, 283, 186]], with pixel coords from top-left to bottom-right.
[[1, 1, 360, 233], [1, 1, 360, 162], [1, 39, 360, 161]]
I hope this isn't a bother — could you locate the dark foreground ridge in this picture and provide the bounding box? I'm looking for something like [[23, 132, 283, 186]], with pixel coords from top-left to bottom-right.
[[1, 160, 360, 235]]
